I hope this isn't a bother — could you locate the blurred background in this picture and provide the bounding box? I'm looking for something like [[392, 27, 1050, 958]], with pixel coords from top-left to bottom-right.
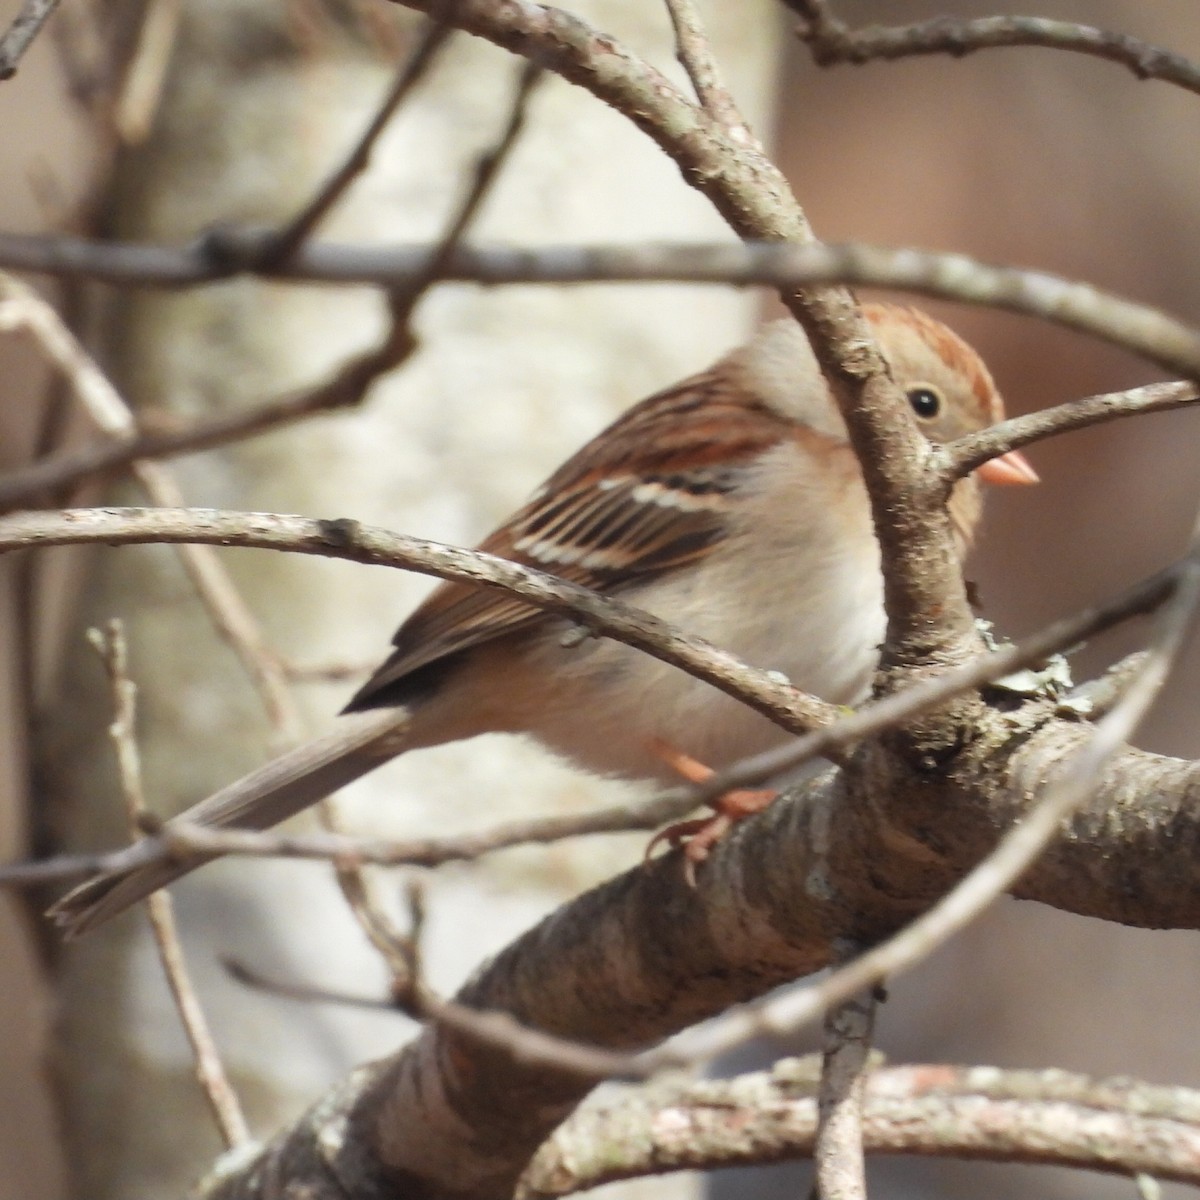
[[1, 1, 1198, 1198]]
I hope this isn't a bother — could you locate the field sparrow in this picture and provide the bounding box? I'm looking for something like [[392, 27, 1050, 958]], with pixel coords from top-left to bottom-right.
[[52, 303, 1036, 935]]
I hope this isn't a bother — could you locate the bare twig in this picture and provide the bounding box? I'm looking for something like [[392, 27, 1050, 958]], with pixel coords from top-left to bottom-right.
[[262, 11, 457, 263], [0, 505, 839, 735], [231, 883, 649, 1082], [229, 962, 647, 1081], [663, 0, 748, 134], [0, 275, 426, 978], [224, 957, 398, 1011], [942, 381, 1200, 482], [0, 272, 302, 741], [0, 0, 63, 79], [0, 66, 544, 517], [137, 466, 302, 742], [0, 379, 389, 513], [2, 237, 1197, 376], [390, 58, 543, 312], [89, 621, 251, 1150], [0, 786, 700, 888], [281, 655, 376, 683], [112, 0, 184, 144], [790, 4, 1200, 100]]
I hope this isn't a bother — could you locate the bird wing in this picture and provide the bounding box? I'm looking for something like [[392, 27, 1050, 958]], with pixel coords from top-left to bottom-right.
[[343, 369, 790, 710]]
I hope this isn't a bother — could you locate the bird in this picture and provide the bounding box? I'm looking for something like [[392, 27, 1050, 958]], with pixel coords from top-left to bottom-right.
[[51, 303, 1037, 936]]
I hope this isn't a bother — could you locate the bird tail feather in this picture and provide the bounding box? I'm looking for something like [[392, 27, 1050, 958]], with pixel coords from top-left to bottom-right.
[[48, 708, 407, 939]]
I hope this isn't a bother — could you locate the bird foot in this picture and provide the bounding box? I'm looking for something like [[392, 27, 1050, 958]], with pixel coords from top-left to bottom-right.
[[644, 738, 778, 885]]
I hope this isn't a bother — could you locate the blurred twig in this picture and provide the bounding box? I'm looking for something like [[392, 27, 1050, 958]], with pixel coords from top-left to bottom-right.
[[0, 272, 302, 741], [663, 0, 747, 134], [262, 9, 458, 263], [0, 0, 63, 80], [88, 621, 251, 1150], [112, 0, 183, 144]]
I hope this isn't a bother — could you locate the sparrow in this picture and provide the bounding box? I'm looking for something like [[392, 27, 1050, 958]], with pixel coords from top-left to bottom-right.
[[51, 303, 1037, 935]]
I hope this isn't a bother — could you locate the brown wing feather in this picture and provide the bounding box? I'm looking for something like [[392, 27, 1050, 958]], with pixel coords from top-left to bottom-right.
[[344, 370, 791, 711]]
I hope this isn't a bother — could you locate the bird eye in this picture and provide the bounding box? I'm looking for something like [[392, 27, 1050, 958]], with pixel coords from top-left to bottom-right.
[[907, 385, 943, 420]]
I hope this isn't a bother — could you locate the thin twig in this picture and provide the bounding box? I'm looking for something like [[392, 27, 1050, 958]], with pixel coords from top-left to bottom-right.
[[0, 275, 420, 988], [790, 4, 1200, 100], [0, 378, 390, 513], [326, 845, 414, 983], [88, 621, 251, 1150], [231, 881, 648, 1081], [0, 272, 302, 741], [0, 505, 840, 736], [0, 786, 698, 887], [263, 10, 458, 263], [942, 381, 1200, 482], [0, 0, 63, 79], [390, 58, 543, 314], [137, 465, 302, 742], [223, 957, 398, 1011], [663, 0, 748, 133], [0, 66, 544, 516], [112, 0, 184, 144], [227, 963, 646, 1081], [281, 655, 376, 683]]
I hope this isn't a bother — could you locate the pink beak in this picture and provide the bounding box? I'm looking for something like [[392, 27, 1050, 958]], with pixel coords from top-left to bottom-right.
[[977, 448, 1039, 486]]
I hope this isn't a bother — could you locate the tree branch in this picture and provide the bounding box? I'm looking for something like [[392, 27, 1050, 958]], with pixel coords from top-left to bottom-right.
[[942, 381, 1200, 481], [2, 236, 1197, 371], [0, 0, 62, 80], [196, 698, 1200, 1198], [790, 4, 1200, 100], [0, 505, 837, 735], [525, 1061, 1200, 1194]]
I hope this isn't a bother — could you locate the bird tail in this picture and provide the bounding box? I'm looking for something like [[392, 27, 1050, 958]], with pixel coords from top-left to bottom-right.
[[48, 708, 409, 939]]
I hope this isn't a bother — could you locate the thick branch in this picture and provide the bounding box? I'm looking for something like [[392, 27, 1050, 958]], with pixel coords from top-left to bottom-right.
[[200, 702, 1200, 1199]]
